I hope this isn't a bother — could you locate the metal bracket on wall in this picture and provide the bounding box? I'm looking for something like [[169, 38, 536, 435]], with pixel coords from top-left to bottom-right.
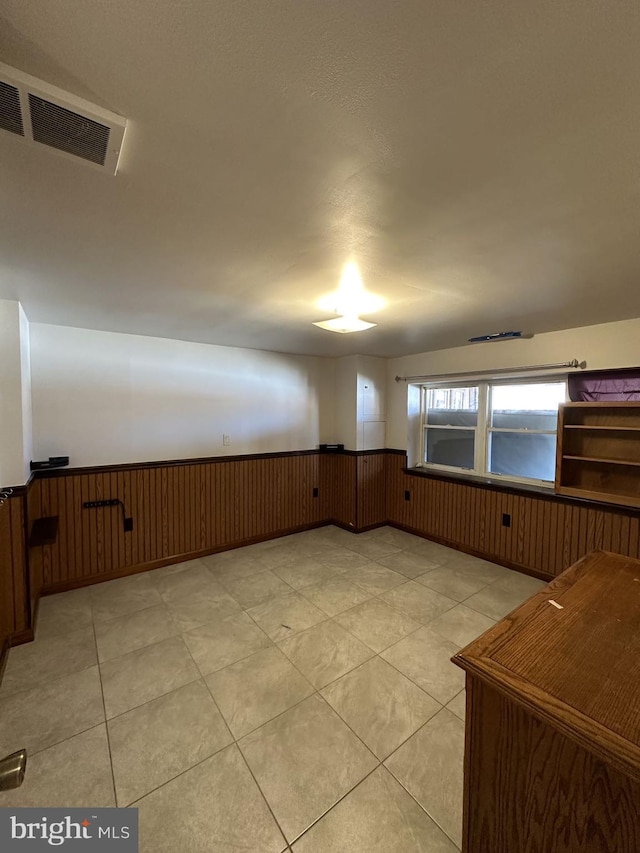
[[83, 499, 134, 532]]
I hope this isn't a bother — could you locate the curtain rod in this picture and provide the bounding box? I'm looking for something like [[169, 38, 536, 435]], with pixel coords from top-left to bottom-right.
[[395, 359, 586, 383]]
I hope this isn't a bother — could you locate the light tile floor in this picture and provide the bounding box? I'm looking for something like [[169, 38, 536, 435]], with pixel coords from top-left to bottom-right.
[[0, 525, 546, 851]]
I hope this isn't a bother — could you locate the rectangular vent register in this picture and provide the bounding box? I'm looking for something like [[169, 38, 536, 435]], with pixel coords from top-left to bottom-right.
[[0, 62, 126, 174]]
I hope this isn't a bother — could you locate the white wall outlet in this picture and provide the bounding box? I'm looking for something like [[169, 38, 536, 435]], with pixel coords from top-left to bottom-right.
[[223, 434, 230, 446]]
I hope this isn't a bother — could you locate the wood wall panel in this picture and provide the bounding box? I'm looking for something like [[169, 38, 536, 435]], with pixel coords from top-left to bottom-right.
[[14, 447, 640, 641], [357, 453, 386, 529], [320, 453, 356, 530], [0, 494, 30, 664], [27, 480, 44, 612], [34, 453, 326, 593], [385, 453, 640, 578]]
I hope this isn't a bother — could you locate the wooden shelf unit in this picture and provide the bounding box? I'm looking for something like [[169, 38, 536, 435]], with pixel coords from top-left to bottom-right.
[[555, 402, 640, 507]]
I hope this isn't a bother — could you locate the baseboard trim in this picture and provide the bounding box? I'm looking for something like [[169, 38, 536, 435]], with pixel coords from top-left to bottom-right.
[[387, 522, 555, 583], [9, 628, 35, 647], [41, 521, 331, 595], [324, 520, 386, 533], [39, 516, 554, 597], [0, 637, 9, 685], [355, 522, 387, 533], [327, 520, 357, 533]]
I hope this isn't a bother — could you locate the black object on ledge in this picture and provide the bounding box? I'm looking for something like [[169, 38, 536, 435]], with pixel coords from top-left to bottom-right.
[[319, 444, 345, 453], [30, 456, 69, 471]]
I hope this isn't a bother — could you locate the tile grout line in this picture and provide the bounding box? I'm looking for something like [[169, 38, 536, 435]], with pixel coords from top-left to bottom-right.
[[15, 529, 507, 847], [234, 739, 296, 850], [187, 635, 293, 851], [285, 762, 383, 848], [115, 651, 241, 810], [0, 657, 96, 702], [93, 619, 118, 808], [185, 594, 398, 846], [19, 538, 481, 699], [383, 757, 462, 850], [205, 611, 458, 849], [18, 584, 458, 765], [180, 634, 235, 748]]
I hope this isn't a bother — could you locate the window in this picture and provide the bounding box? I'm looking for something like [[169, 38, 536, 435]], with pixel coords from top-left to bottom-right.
[[420, 379, 567, 485]]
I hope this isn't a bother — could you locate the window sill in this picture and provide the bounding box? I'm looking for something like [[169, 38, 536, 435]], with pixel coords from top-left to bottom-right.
[[405, 467, 555, 498]]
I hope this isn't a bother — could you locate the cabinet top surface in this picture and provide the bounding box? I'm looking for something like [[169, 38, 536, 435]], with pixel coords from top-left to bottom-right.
[[455, 551, 640, 760]]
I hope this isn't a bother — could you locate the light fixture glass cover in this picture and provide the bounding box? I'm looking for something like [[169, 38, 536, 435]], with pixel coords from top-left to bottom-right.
[[312, 316, 377, 334]]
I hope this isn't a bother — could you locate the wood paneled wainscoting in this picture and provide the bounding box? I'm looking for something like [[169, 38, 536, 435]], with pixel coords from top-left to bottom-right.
[[0, 491, 30, 669], [29, 451, 331, 596], [385, 452, 640, 580], [0, 448, 395, 666], [3, 447, 640, 667], [26, 449, 393, 597]]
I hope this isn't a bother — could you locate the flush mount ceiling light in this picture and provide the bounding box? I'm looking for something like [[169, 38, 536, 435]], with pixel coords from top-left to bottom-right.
[[313, 262, 383, 334], [313, 316, 376, 333]]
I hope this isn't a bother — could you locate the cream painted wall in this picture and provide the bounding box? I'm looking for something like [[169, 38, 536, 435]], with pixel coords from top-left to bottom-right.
[[19, 304, 33, 481], [30, 324, 335, 468], [0, 301, 32, 486], [333, 356, 358, 450], [331, 355, 388, 451], [20, 314, 640, 470], [318, 356, 336, 446], [356, 355, 386, 451], [387, 317, 640, 454]]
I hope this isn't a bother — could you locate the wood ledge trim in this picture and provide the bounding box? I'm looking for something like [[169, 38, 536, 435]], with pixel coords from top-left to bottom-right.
[[404, 466, 640, 515], [22, 447, 403, 481]]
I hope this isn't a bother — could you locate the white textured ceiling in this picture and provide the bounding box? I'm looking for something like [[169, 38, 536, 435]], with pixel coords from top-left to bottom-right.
[[1, 1, 640, 357]]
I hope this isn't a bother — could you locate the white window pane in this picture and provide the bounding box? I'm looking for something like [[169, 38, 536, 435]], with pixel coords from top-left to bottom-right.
[[490, 382, 565, 430], [489, 432, 557, 481], [426, 428, 475, 469], [427, 386, 478, 427]]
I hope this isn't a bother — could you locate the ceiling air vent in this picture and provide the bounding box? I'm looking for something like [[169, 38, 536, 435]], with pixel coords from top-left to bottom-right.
[[0, 62, 126, 174], [0, 80, 24, 136]]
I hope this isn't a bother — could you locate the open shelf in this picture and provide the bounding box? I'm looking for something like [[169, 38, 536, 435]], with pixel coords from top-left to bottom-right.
[[562, 454, 640, 468], [556, 403, 640, 508], [564, 424, 640, 432], [557, 484, 640, 509]]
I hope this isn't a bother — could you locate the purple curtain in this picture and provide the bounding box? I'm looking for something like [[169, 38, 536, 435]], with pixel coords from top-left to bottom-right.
[[568, 368, 640, 402]]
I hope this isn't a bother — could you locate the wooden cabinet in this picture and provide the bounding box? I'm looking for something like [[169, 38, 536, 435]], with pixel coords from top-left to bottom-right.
[[453, 551, 640, 853], [555, 402, 640, 507]]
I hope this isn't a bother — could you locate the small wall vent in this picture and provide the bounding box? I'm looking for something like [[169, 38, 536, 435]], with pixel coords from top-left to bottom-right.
[[0, 62, 126, 174], [0, 80, 24, 136]]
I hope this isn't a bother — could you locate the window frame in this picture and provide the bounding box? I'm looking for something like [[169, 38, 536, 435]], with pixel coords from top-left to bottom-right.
[[419, 375, 568, 487]]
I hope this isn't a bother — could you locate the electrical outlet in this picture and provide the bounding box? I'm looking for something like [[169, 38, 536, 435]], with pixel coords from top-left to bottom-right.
[[404, 490, 411, 501], [502, 513, 511, 528], [124, 517, 134, 532], [223, 434, 230, 446], [312, 487, 319, 498]]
